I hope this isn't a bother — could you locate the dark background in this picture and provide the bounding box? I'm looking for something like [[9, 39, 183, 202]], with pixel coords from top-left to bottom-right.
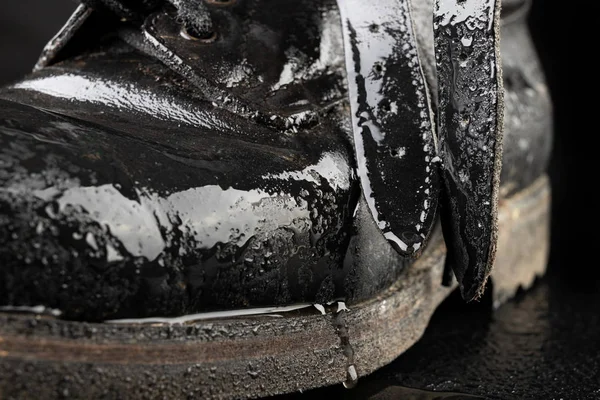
[[1, 1, 598, 399]]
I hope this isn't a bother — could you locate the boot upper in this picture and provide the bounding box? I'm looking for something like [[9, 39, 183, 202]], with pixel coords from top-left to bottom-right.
[[0, 0, 551, 320]]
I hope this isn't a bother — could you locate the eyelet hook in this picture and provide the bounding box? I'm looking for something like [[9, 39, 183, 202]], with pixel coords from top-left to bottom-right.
[[180, 24, 218, 43]]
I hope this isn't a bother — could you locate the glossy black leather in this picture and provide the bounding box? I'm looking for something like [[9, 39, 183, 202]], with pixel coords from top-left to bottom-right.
[[0, 38, 411, 320], [0, 0, 551, 320]]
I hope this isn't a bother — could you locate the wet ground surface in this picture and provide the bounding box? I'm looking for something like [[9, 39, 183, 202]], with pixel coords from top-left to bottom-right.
[[276, 268, 600, 400]]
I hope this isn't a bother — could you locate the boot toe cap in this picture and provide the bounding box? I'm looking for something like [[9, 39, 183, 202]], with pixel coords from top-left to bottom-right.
[[0, 100, 357, 320]]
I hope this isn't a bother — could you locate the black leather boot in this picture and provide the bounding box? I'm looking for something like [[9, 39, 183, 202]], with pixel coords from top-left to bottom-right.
[[0, 0, 551, 397]]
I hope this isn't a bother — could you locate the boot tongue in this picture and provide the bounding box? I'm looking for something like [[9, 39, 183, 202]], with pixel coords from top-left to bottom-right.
[[337, 0, 505, 299], [337, 0, 440, 255], [434, 0, 504, 301]]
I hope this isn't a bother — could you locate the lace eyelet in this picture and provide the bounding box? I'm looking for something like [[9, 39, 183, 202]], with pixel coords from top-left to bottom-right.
[[180, 25, 218, 43]]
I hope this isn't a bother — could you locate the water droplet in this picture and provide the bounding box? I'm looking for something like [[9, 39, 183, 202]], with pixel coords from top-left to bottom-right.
[[314, 304, 326, 315], [337, 302, 350, 313], [343, 364, 358, 389], [44, 202, 59, 219], [106, 243, 124, 262], [85, 232, 99, 250]]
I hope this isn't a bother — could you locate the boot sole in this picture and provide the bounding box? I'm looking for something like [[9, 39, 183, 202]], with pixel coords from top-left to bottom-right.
[[0, 175, 551, 399]]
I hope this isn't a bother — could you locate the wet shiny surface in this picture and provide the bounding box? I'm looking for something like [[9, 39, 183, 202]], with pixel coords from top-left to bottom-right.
[[338, 0, 439, 255], [0, 0, 445, 321], [0, 93, 360, 320], [0, 0, 582, 398], [0, 0, 552, 322], [434, 0, 504, 300], [0, 19, 411, 320], [278, 272, 600, 399]]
